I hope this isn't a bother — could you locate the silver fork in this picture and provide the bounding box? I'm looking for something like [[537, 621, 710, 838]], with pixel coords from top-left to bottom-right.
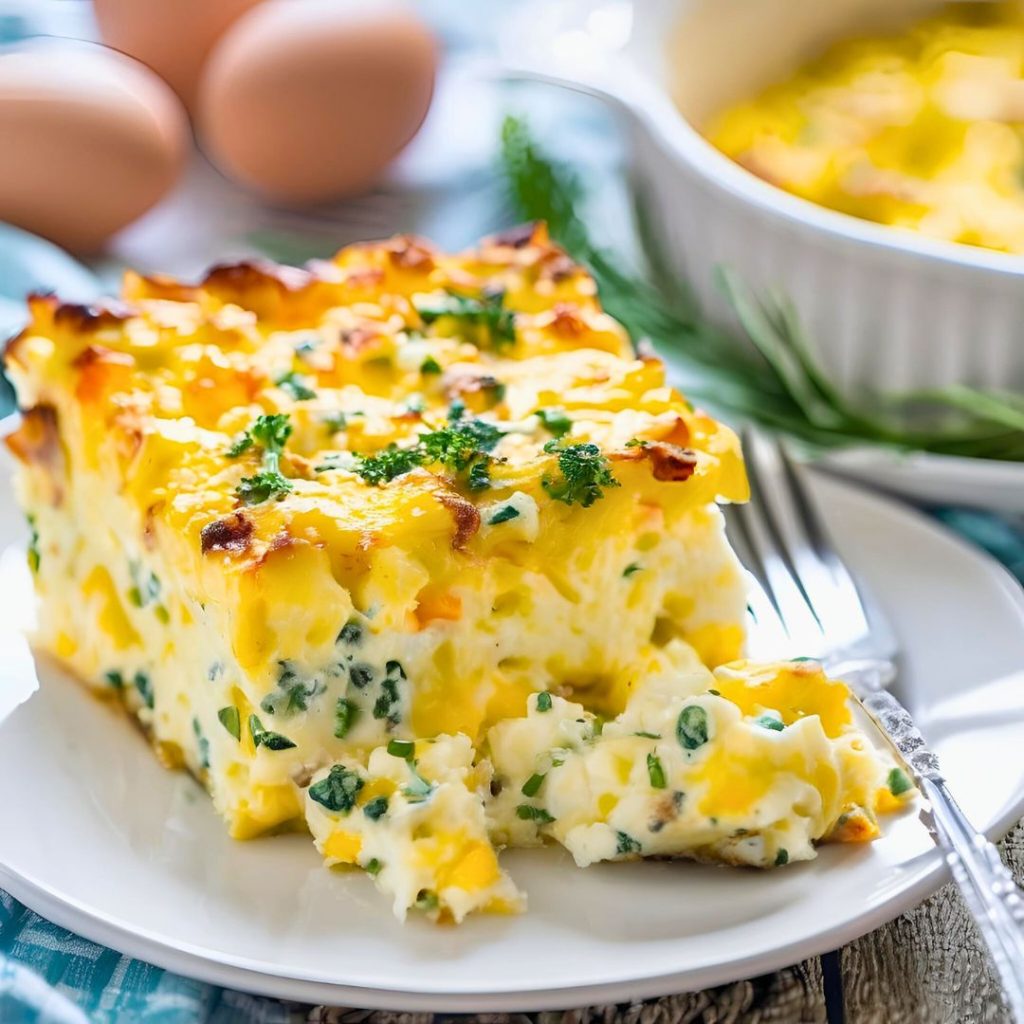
[[725, 429, 1024, 1022]]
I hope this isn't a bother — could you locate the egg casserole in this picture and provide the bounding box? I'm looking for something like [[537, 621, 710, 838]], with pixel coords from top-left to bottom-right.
[[4, 225, 913, 922], [706, 2, 1024, 255]]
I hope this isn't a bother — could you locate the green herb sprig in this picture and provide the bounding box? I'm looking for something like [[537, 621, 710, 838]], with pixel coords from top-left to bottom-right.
[[500, 116, 1024, 461], [230, 413, 295, 504]]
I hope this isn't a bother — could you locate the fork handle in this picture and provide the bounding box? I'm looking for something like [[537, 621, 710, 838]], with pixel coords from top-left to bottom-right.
[[853, 680, 1024, 1020], [920, 777, 1024, 1021]]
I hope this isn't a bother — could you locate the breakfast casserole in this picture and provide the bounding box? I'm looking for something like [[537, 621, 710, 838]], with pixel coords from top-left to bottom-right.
[[706, 2, 1024, 254], [4, 224, 913, 922]]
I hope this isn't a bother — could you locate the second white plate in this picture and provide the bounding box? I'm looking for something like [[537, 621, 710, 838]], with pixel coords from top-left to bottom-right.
[[1, 472, 1023, 1011]]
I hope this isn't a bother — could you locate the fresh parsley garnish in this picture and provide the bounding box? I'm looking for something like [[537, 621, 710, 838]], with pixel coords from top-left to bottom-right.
[[275, 370, 316, 401], [218, 705, 241, 740], [308, 764, 363, 813], [541, 440, 619, 507], [419, 420, 505, 490], [535, 691, 552, 712], [420, 356, 442, 375], [676, 705, 709, 750], [353, 444, 425, 486], [536, 408, 572, 438], [231, 413, 294, 505], [623, 562, 643, 578], [415, 290, 516, 350], [775, 848, 790, 866]]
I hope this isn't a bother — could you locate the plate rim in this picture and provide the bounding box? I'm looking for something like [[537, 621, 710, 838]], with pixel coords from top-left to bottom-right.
[[3, 473, 1024, 1012]]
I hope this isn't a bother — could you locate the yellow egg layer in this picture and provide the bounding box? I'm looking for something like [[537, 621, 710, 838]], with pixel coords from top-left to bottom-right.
[[4, 226, 911, 923], [705, 2, 1024, 254]]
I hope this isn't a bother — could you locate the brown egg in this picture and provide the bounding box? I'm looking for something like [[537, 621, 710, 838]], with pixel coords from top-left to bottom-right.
[[198, 0, 438, 205], [93, 0, 265, 114], [0, 44, 188, 253]]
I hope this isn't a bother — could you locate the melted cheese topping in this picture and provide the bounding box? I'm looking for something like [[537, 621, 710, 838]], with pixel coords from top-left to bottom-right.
[[4, 226, 910, 923], [705, 3, 1024, 254]]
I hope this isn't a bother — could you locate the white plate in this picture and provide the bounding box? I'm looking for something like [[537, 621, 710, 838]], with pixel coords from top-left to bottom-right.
[[816, 447, 1024, 515], [1, 469, 1023, 1012]]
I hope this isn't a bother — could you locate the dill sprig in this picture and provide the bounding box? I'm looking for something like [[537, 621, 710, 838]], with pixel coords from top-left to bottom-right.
[[499, 115, 1024, 462]]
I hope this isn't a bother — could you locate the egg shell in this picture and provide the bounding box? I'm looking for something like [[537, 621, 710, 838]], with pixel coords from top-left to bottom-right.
[[198, 0, 438, 205], [93, 0, 265, 114], [0, 44, 188, 253]]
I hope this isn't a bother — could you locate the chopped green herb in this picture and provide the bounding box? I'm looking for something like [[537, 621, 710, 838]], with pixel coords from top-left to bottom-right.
[[418, 420, 505, 489], [293, 337, 319, 357], [134, 671, 153, 709], [488, 504, 520, 525], [516, 804, 555, 824], [647, 752, 667, 789], [535, 691, 552, 712], [333, 698, 357, 739], [248, 413, 293, 453], [623, 562, 643, 578], [616, 831, 642, 856], [225, 434, 253, 458], [387, 738, 415, 759], [536, 407, 572, 438], [365, 857, 383, 875], [218, 705, 241, 740], [754, 714, 785, 732], [414, 888, 440, 912], [775, 848, 789, 866], [260, 667, 324, 717], [308, 764, 364, 813], [236, 470, 293, 505], [349, 663, 375, 689], [373, 674, 402, 723], [887, 767, 914, 797], [634, 730, 661, 739], [192, 717, 210, 769], [354, 444, 425, 485], [337, 620, 363, 646], [415, 290, 516, 350], [323, 412, 348, 434], [275, 370, 317, 401], [420, 356, 442, 375], [676, 705, 709, 750], [467, 458, 492, 490], [363, 796, 389, 821], [104, 669, 124, 690], [708, 688, 721, 696], [521, 772, 546, 797], [624, 438, 648, 449], [26, 515, 40, 573], [541, 440, 619, 507], [385, 660, 406, 679], [231, 414, 295, 503], [248, 714, 297, 751]]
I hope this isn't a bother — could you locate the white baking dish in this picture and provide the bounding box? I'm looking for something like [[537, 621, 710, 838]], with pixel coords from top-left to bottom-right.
[[502, 0, 1024, 398]]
